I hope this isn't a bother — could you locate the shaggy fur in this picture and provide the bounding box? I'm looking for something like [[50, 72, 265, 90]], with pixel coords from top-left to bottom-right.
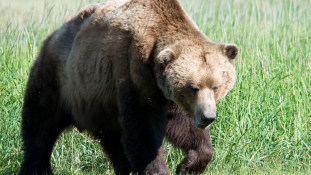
[[19, 0, 238, 174]]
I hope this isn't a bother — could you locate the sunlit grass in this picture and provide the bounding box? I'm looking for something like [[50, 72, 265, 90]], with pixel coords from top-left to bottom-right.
[[0, 0, 310, 174]]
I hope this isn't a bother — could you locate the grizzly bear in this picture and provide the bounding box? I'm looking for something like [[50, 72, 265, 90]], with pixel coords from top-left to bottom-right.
[[19, 0, 238, 174]]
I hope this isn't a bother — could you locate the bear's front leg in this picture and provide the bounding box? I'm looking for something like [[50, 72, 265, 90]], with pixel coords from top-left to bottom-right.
[[166, 103, 213, 174], [117, 81, 170, 175]]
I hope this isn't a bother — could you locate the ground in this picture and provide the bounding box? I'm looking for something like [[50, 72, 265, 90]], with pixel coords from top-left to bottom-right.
[[0, 0, 311, 174]]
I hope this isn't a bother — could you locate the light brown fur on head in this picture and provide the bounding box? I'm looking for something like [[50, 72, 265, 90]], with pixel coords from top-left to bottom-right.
[[154, 40, 237, 129]]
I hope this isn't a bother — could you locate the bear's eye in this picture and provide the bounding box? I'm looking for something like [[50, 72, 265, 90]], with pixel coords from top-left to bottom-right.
[[191, 87, 200, 93], [213, 86, 219, 92]]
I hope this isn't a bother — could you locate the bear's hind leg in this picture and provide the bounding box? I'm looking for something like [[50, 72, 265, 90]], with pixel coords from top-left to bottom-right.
[[19, 88, 72, 175], [19, 54, 72, 174], [19, 86, 72, 175], [19, 108, 72, 175]]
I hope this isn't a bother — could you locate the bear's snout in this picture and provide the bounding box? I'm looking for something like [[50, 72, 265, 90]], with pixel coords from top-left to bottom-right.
[[194, 91, 216, 130], [200, 113, 216, 126], [195, 110, 216, 125], [194, 116, 215, 130]]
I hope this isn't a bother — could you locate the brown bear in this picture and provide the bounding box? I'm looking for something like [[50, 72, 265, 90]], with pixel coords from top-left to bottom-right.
[[19, 0, 238, 174]]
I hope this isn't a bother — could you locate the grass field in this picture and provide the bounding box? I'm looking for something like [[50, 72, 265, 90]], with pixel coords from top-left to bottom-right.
[[0, 0, 311, 174]]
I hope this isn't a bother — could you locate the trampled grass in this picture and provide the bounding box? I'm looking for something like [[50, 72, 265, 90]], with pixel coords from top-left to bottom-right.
[[0, 0, 310, 174]]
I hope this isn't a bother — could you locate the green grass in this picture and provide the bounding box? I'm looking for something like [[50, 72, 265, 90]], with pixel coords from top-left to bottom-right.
[[0, 0, 310, 174]]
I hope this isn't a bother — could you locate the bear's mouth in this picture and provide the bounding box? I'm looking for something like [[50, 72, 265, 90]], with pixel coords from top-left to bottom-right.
[[194, 118, 209, 130]]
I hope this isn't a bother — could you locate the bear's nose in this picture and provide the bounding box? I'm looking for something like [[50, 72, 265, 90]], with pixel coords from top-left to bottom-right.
[[201, 113, 216, 125]]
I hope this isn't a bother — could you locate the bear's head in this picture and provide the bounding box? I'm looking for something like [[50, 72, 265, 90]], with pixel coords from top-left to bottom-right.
[[155, 41, 238, 129]]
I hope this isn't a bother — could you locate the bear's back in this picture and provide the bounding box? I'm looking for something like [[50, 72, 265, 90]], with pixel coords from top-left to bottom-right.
[[48, 1, 125, 63]]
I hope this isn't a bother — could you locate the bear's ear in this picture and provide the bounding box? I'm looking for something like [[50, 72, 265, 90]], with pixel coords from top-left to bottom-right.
[[224, 44, 238, 60], [157, 48, 175, 69]]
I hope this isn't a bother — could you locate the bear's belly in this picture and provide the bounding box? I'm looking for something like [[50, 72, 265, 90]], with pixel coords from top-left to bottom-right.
[[61, 80, 121, 133], [71, 100, 121, 134]]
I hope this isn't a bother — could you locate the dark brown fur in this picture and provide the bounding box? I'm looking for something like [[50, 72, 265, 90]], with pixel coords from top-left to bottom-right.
[[19, 0, 237, 174], [166, 103, 213, 174]]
